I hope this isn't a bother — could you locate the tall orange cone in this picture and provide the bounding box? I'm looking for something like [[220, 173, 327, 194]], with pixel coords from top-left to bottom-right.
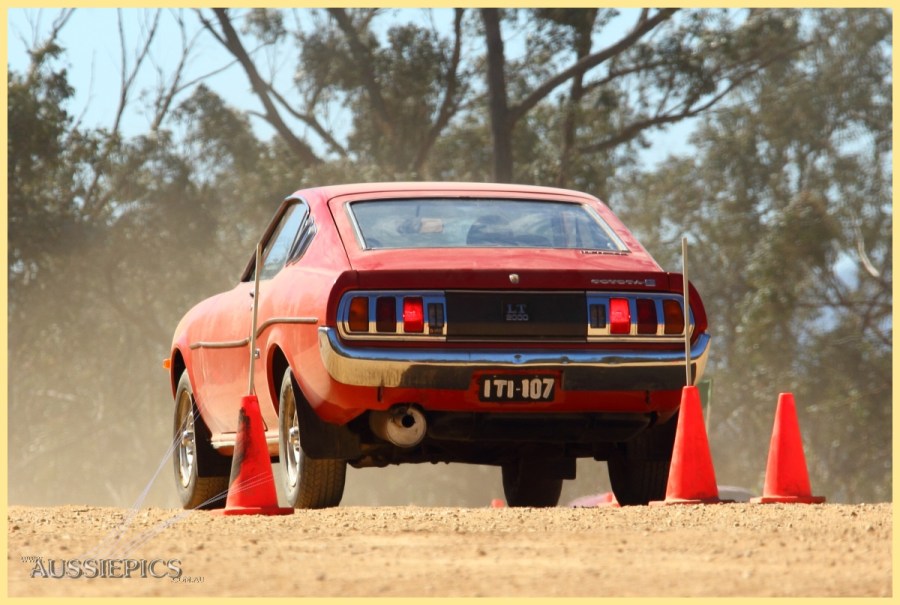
[[651, 386, 726, 505], [751, 393, 825, 504], [212, 394, 294, 516]]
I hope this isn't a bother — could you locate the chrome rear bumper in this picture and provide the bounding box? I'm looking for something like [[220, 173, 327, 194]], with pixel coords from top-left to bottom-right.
[[318, 327, 710, 392]]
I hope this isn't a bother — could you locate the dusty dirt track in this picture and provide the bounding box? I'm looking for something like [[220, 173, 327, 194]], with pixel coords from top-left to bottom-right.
[[7, 503, 891, 597]]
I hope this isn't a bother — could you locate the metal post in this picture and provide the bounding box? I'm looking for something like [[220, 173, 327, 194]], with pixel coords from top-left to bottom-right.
[[682, 237, 692, 387], [248, 243, 262, 396]]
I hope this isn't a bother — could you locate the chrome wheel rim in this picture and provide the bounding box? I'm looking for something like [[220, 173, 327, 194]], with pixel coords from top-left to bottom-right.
[[282, 383, 301, 489], [176, 392, 196, 488]]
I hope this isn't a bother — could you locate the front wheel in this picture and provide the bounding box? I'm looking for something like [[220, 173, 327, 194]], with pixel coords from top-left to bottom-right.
[[278, 368, 346, 509], [501, 460, 563, 507]]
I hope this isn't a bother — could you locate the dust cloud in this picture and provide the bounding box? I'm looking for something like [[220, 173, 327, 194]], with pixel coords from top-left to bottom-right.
[[7, 371, 613, 509]]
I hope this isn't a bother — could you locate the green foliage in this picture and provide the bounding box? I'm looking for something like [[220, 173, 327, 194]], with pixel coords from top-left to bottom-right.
[[295, 10, 466, 177], [8, 45, 79, 285], [176, 85, 262, 178], [242, 8, 286, 45], [615, 8, 891, 502], [346, 24, 452, 171]]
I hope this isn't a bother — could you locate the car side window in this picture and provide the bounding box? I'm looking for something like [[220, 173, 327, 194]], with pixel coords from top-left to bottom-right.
[[258, 203, 308, 280], [286, 210, 317, 265]]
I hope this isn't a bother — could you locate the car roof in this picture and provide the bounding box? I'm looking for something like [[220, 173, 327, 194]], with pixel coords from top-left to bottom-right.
[[292, 181, 600, 204]]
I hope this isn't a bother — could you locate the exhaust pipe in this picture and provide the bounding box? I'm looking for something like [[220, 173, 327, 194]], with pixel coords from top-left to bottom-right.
[[369, 405, 426, 448]]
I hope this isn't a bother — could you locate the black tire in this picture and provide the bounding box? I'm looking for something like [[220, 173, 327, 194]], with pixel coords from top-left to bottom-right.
[[173, 372, 230, 510], [607, 414, 678, 505], [278, 369, 346, 509], [501, 460, 563, 508]]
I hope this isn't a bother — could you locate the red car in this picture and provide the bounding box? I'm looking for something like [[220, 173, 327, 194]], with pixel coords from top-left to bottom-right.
[[168, 182, 709, 508]]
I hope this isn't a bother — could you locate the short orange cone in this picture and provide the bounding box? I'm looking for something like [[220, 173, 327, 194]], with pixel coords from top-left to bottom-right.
[[751, 393, 825, 504], [651, 386, 726, 505], [596, 491, 619, 507], [212, 395, 294, 516]]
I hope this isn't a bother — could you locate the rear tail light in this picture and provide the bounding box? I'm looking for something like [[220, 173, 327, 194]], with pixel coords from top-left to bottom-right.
[[663, 299, 685, 335], [428, 302, 445, 332], [344, 291, 692, 341], [341, 292, 447, 339], [636, 299, 658, 334], [348, 297, 369, 332], [402, 297, 424, 333], [375, 297, 397, 332], [609, 298, 631, 334], [586, 293, 691, 340], [589, 304, 606, 329]]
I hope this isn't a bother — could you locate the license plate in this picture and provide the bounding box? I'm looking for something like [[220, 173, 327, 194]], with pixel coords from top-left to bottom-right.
[[478, 375, 557, 402]]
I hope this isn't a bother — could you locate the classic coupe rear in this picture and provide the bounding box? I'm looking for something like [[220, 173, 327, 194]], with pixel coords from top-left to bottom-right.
[[168, 182, 710, 508]]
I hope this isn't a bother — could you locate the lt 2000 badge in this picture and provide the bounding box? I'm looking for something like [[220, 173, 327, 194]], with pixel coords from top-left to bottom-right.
[[504, 303, 529, 321]]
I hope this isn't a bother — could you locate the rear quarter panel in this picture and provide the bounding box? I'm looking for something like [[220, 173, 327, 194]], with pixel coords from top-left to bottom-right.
[[255, 190, 360, 424]]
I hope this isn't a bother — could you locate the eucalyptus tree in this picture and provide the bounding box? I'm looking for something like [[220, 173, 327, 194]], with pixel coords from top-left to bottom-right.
[[614, 9, 891, 502], [477, 8, 807, 186], [198, 7, 467, 179]]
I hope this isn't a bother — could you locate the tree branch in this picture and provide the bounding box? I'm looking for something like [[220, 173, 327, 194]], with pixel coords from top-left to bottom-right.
[[328, 8, 394, 138], [204, 8, 321, 165], [113, 8, 160, 135], [580, 42, 804, 155], [582, 60, 670, 93], [24, 8, 75, 82], [265, 83, 348, 157], [83, 10, 160, 220], [150, 10, 197, 131], [509, 8, 677, 126], [413, 7, 465, 175]]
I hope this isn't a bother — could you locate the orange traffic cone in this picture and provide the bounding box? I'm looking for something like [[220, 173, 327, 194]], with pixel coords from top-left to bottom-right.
[[595, 491, 620, 507], [567, 491, 619, 508], [212, 395, 294, 516], [651, 386, 726, 505], [751, 393, 825, 504]]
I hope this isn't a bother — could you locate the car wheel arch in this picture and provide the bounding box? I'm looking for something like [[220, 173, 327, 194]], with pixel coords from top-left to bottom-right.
[[169, 349, 187, 398], [267, 345, 291, 415], [169, 352, 213, 435], [268, 347, 362, 461]]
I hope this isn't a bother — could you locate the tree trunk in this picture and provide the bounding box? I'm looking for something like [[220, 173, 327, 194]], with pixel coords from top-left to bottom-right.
[[481, 9, 513, 183], [557, 10, 596, 188], [211, 9, 321, 166]]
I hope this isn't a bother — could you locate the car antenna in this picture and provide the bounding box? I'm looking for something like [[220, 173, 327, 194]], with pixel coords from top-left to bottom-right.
[[682, 236, 692, 387], [248, 242, 262, 396]]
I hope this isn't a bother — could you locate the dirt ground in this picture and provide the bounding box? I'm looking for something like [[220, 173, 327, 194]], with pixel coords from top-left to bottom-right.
[[7, 502, 891, 597]]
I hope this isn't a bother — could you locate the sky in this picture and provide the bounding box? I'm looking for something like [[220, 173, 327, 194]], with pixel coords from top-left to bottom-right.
[[8, 8, 262, 138], [7, 7, 697, 167], [7, 7, 864, 280]]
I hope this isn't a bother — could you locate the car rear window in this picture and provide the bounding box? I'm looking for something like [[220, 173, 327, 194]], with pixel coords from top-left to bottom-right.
[[347, 198, 626, 251]]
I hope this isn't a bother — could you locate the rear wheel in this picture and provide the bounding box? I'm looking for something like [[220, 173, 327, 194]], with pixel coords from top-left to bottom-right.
[[173, 372, 230, 509], [278, 369, 346, 509], [607, 414, 678, 505], [501, 460, 563, 507]]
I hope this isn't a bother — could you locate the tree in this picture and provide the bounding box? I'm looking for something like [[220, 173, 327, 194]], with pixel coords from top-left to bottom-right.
[[477, 9, 806, 185], [7, 14, 275, 506], [614, 8, 891, 501], [198, 8, 467, 178]]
